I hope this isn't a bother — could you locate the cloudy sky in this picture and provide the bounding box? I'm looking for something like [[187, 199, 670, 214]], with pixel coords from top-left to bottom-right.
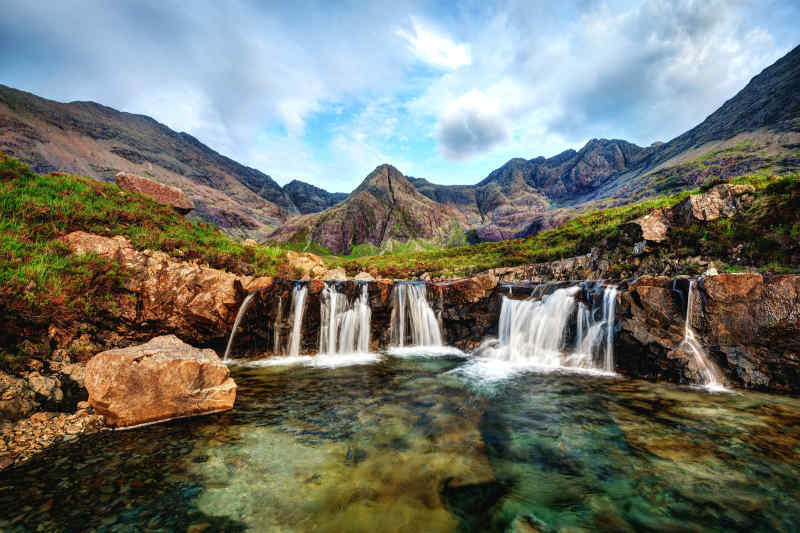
[[1, 1, 798, 191]]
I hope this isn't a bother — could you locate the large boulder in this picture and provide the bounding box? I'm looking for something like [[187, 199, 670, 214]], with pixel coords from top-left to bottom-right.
[[671, 183, 755, 226], [85, 335, 236, 428], [115, 172, 194, 214]]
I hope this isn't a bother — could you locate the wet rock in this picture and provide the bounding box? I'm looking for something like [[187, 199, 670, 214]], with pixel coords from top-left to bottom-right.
[[0, 410, 105, 470], [85, 335, 236, 428], [115, 172, 194, 214]]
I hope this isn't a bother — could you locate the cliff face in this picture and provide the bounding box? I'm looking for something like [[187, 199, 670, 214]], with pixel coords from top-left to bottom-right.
[[283, 179, 347, 215], [269, 164, 468, 254], [0, 84, 298, 240]]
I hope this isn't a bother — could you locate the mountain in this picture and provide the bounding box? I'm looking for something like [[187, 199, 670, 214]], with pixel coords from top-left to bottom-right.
[[283, 179, 348, 215], [269, 165, 467, 254], [410, 45, 800, 241], [0, 84, 299, 239]]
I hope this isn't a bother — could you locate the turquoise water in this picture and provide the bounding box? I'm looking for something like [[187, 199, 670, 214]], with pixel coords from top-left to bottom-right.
[[1, 353, 799, 532]]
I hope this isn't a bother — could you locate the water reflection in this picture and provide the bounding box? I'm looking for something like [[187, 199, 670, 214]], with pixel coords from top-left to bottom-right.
[[1, 356, 798, 532]]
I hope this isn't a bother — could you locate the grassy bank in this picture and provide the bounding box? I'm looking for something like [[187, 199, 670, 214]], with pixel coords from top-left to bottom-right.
[[0, 154, 292, 369]]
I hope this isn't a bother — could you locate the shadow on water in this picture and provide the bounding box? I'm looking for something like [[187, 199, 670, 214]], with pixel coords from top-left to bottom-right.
[[1, 356, 799, 532]]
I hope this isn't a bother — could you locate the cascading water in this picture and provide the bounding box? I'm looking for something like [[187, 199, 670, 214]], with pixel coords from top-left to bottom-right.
[[223, 292, 256, 361], [273, 296, 283, 355], [390, 282, 442, 347], [679, 280, 726, 390], [482, 283, 619, 372], [319, 283, 371, 354], [288, 284, 308, 357], [602, 287, 618, 372]]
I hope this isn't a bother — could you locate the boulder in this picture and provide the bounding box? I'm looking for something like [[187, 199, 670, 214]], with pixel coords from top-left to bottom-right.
[[621, 208, 670, 246], [285, 250, 327, 280], [115, 172, 194, 214], [323, 267, 347, 281], [85, 335, 236, 428], [354, 271, 375, 281], [671, 184, 755, 226]]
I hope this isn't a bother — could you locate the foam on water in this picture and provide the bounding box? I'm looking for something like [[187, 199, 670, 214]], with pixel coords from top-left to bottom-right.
[[386, 345, 466, 358]]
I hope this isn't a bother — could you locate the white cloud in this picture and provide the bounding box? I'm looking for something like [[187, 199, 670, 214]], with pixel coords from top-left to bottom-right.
[[395, 16, 471, 69], [436, 89, 510, 159]]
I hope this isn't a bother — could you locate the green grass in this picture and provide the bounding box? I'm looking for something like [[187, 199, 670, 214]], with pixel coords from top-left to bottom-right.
[[0, 154, 293, 325]]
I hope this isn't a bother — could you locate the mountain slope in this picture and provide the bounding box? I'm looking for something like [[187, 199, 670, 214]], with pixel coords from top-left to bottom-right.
[[283, 179, 348, 215], [409, 45, 800, 241], [269, 165, 468, 254], [0, 84, 299, 239]]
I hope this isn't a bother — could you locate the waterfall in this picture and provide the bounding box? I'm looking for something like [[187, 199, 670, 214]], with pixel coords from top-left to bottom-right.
[[483, 284, 619, 372], [680, 280, 725, 389], [602, 287, 618, 372], [223, 292, 256, 361], [272, 296, 283, 355], [288, 284, 308, 357], [390, 282, 442, 347], [319, 283, 371, 354]]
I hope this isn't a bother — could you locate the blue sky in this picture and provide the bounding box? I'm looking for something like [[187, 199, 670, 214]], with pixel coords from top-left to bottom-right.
[[1, 0, 798, 192]]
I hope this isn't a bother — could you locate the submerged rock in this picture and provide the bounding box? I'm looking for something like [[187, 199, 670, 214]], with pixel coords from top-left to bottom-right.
[[85, 335, 236, 428], [115, 172, 194, 214]]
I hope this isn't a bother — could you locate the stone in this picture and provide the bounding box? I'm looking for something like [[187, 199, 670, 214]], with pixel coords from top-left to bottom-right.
[[0, 371, 38, 421], [115, 172, 194, 214], [323, 267, 347, 281], [353, 271, 375, 281], [671, 184, 755, 226], [285, 250, 327, 280], [243, 239, 258, 247], [85, 335, 236, 428]]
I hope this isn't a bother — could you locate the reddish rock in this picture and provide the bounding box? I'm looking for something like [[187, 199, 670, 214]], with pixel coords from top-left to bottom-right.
[[115, 172, 194, 214], [60, 231, 273, 345], [85, 335, 236, 428]]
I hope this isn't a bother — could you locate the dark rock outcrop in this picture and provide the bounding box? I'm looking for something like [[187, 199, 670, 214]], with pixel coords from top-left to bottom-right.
[[283, 179, 347, 214], [615, 274, 800, 392]]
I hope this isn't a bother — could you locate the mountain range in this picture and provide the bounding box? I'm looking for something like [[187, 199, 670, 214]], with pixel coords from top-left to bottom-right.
[[2, 45, 799, 252]]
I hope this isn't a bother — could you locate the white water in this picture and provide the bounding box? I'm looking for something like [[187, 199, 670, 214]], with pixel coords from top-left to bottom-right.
[[319, 284, 371, 354], [272, 296, 283, 355], [680, 280, 727, 391], [223, 292, 256, 361], [288, 285, 308, 357], [479, 284, 619, 374], [390, 282, 443, 347]]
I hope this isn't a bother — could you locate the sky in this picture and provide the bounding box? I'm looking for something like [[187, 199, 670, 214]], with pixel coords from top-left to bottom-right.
[[1, 1, 798, 192]]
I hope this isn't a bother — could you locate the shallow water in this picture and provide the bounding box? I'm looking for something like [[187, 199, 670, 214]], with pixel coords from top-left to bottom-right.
[[1, 352, 799, 532]]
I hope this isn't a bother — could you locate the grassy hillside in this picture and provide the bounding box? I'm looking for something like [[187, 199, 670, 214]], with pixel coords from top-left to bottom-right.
[[331, 170, 800, 279], [0, 154, 291, 323]]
